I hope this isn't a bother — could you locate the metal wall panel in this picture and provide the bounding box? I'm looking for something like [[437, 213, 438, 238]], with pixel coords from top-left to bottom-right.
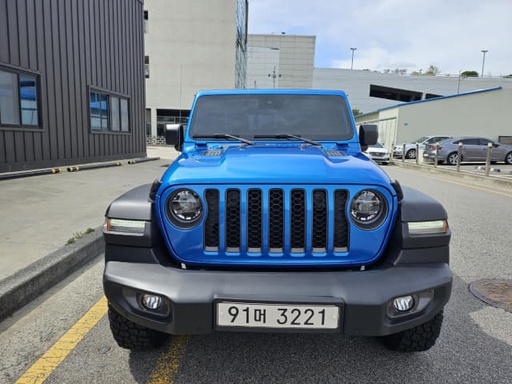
[[0, 0, 145, 173]]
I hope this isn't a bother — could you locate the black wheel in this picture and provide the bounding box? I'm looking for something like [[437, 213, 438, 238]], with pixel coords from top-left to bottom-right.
[[446, 152, 459, 165], [108, 304, 170, 350], [381, 311, 444, 352], [505, 151, 512, 165], [405, 149, 416, 159]]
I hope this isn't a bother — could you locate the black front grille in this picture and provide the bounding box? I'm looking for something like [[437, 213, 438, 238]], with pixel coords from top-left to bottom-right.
[[204, 189, 220, 251], [312, 190, 328, 252], [334, 190, 349, 252], [268, 189, 284, 251], [225, 189, 241, 251], [203, 188, 349, 255], [290, 189, 306, 252], [247, 189, 262, 252]]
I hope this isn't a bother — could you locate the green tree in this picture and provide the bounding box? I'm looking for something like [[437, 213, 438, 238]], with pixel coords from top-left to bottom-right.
[[503, 74, 512, 78], [352, 109, 363, 116], [425, 65, 440, 76], [461, 70, 479, 78]]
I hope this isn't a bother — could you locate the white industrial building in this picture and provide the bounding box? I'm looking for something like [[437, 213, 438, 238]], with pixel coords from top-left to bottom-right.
[[144, 0, 248, 141], [142, 3, 511, 147], [246, 34, 315, 90], [313, 68, 512, 114], [355, 87, 512, 150]]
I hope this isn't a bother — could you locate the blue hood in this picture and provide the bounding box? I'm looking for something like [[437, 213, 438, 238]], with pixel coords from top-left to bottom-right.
[[161, 145, 391, 187]]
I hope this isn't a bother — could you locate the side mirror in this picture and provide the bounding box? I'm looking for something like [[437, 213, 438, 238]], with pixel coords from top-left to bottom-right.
[[359, 124, 378, 151], [165, 124, 184, 151]]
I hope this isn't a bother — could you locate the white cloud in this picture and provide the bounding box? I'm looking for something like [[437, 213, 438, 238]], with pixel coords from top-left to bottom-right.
[[248, 0, 512, 76]]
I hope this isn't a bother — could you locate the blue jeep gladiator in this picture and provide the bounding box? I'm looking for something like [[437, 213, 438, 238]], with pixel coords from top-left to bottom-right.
[[103, 89, 452, 352]]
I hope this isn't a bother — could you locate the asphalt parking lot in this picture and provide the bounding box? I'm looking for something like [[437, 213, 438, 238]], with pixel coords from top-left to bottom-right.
[[392, 158, 512, 184]]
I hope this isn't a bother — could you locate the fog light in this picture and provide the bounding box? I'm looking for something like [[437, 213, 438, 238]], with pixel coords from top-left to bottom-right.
[[393, 296, 414, 312], [142, 294, 163, 310]]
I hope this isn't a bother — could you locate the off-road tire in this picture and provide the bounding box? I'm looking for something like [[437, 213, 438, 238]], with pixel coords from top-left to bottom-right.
[[380, 311, 443, 352], [108, 304, 169, 350]]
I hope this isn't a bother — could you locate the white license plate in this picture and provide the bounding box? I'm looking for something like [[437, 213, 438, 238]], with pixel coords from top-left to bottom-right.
[[216, 302, 340, 330]]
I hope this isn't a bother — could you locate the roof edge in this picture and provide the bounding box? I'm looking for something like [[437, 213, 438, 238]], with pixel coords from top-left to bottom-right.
[[359, 86, 503, 117]]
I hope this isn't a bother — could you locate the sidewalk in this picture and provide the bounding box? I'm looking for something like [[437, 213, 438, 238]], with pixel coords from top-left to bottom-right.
[[0, 146, 179, 321]]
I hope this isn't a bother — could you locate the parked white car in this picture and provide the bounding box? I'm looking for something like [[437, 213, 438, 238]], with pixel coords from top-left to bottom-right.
[[364, 143, 390, 165], [394, 135, 451, 159]]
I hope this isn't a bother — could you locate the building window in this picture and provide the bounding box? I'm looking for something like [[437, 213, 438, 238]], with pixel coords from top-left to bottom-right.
[[111, 96, 120, 131], [90, 90, 129, 132], [144, 10, 148, 33], [120, 98, 129, 132], [145, 56, 150, 78], [0, 68, 40, 127]]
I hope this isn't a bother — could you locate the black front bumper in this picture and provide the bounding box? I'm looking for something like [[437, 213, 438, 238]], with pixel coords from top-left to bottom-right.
[[104, 261, 452, 337]]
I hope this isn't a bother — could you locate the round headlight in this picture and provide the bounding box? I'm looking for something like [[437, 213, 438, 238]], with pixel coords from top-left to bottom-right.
[[350, 190, 387, 229], [167, 189, 203, 227]]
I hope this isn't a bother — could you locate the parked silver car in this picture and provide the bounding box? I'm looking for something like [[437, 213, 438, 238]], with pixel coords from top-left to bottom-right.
[[423, 136, 512, 165], [394, 135, 451, 159]]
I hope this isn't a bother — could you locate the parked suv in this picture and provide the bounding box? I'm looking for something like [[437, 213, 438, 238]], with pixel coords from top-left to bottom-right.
[[423, 136, 512, 165], [103, 90, 452, 353], [394, 135, 451, 159]]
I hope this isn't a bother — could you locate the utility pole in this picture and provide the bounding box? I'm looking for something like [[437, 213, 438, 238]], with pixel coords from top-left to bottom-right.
[[481, 49, 488, 77], [350, 47, 357, 70], [268, 66, 281, 89]]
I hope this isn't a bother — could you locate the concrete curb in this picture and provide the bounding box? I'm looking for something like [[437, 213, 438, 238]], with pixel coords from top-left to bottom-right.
[[0, 228, 104, 322]]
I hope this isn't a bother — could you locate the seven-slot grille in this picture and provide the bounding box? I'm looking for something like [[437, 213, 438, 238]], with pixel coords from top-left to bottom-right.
[[203, 187, 349, 255]]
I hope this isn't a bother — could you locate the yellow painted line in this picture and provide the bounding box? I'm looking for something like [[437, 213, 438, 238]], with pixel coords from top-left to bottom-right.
[[16, 296, 108, 384], [149, 336, 191, 384]]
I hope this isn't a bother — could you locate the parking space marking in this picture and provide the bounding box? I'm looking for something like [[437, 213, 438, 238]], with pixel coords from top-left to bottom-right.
[[16, 296, 108, 384], [149, 336, 191, 384]]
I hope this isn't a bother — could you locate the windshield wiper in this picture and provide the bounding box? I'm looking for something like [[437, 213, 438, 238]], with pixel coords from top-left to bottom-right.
[[192, 134, 254, 146], [253, 134, 321, 147]]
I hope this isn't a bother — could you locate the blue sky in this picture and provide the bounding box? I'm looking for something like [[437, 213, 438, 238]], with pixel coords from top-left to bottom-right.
[[247, 0, 512, 77]]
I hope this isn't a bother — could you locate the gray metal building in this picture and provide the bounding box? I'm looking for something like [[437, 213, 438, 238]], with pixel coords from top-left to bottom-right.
[[0, 0, 146, 173]]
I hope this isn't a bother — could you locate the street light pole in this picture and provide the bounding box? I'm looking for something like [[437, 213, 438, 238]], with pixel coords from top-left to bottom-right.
[[350, 47, 357, 70], [481, 49, 488, 77]]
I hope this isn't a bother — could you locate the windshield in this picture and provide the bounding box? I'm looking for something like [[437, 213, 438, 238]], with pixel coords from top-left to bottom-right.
[[414, 136, 429, 143], [188, 94, 354, 141]]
